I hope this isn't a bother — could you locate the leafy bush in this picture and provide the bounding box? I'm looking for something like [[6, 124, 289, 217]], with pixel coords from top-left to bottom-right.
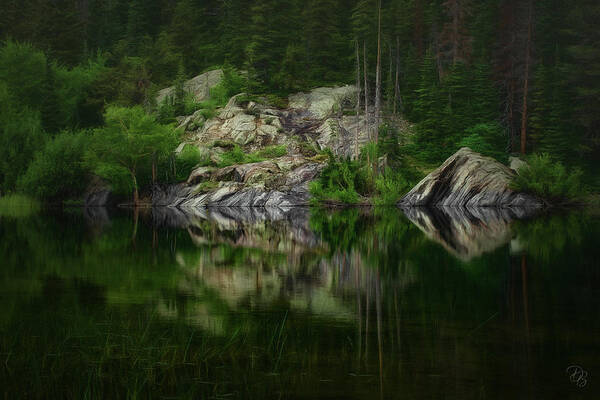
[[18, 131, 90, 201], [510, 153, 584, 204], [175, 145, 206, 181], [86, 105, 180, 202], [217, 145, 287, 168], [374, 170, 411, 206], [309, 151, 362, 205]]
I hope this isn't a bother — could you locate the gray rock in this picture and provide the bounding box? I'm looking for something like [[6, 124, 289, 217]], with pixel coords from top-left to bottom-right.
[[509, 156, 527, 173], [156, 69, 224, 105], [288, 86, 358, 120], [152, 160, 324, 207], [399, 147, 542, 207]]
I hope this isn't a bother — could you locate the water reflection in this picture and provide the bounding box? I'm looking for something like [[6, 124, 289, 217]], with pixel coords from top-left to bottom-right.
[[0, 206, 598, 399], [400, 206, 536, 261]]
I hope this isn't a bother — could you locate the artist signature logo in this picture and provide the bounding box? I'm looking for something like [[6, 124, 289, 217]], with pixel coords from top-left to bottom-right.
[[566, 365, 588, 388]]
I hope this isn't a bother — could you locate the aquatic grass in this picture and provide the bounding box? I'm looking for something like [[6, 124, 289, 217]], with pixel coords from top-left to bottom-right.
[[0, 194, 40, 217]]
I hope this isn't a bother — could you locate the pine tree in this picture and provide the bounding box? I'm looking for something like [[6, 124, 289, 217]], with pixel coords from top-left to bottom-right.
[[40, 61, 63, 134]]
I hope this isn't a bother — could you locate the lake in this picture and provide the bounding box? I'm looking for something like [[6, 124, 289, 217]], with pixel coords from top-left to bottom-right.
[[0, 206, 598, 399]]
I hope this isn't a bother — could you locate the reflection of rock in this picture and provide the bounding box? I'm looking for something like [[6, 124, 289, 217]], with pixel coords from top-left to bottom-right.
[[401, 206, 533, 261], [84, 177, 117, 207], [399, 148, 542, 207], [151, 206, 320, 250]]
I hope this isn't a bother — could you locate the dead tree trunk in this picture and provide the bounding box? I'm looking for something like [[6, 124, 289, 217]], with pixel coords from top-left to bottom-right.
[[374, 0, 382, 176], [394, 36, 401, 116], [364, 42, 370, 144], [363, 42, 372, 179], [356, 40, 361, 160], [520, 0, 533, 155]]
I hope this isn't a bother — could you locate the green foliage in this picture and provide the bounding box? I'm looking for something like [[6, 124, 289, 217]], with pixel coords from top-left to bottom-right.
[[0, 83, 45, 193], [458, 122, 507, 162], [175, 145, 207, 181], [217, 145, 287, 168], [86, 106, 179, 200], [254, 145, 287, 159], [18, 131, 90, 201], [374, 170, 411, 206], [310, 151, 363, 205], [510, 154, 585, 204], [0, 40, 47, 111], [0, 194, 40, 217]]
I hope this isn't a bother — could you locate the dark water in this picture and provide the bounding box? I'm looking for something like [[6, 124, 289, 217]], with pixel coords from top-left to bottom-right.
[[0, 206, 598, 399]]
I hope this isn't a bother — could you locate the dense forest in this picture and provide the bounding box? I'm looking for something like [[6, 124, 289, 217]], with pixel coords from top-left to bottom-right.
[[0, 0, 598, 203]]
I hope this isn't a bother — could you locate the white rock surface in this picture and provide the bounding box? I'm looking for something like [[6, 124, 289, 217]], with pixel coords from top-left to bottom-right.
[[399, 148, 542, 207], [156, 69, 224, 105]]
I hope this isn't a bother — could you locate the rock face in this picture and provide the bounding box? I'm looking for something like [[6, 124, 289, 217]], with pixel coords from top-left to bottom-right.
[[288, 86, 358, 119], [153, 157, 324, 207], [399, 147, 542, 207], [156, 69, 223, 105], [155, 84, 372, 207]]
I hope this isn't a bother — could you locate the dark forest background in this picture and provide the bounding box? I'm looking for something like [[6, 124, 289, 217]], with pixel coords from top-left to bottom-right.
[[1, 0, 598, 199]]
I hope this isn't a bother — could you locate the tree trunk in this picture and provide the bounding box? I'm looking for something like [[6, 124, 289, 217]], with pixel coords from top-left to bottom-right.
[[387, 44, 393, 113], [520, 0, 533, 155], [355, 39, 361, 161], [152, 153, 157, 184], [374, 0, 382, 176], [394, 36, 400, 116], [131, 171, 139, 206], [364, 42, 370, 143]]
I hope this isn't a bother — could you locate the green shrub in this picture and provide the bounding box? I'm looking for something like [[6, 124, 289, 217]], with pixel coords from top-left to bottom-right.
[[0, 194, 40, 217], [309, 151, 361, 205], [374, 170, 411, 206], [175, 145, 206, 181], [254, 145, 287, 159], [218, 145, 248, 167], [510, 153, 584, 204], [18, 131, 90, 201], [216, 145, 287, 168]]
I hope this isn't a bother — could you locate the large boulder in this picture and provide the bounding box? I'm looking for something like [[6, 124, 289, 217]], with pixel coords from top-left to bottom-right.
[[288, 86, 358, 120], [156, 69, 223, 105], [399, 148, 542, 207]]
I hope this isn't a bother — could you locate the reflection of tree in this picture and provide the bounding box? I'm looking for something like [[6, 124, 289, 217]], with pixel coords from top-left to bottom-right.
[[2, 207, 599, 398]]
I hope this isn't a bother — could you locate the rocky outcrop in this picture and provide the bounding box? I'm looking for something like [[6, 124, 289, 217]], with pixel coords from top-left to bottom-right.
[[181, 87, 369, 158], [288, 86, 358, 119], [156, 69, 223, 105], [153, 156, 324, 207], [155, 83, 373, 207], [399, 148, 542, 207]]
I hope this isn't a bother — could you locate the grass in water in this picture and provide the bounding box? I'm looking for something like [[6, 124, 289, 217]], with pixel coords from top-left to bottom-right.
[[0, 194, 41, 217]]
